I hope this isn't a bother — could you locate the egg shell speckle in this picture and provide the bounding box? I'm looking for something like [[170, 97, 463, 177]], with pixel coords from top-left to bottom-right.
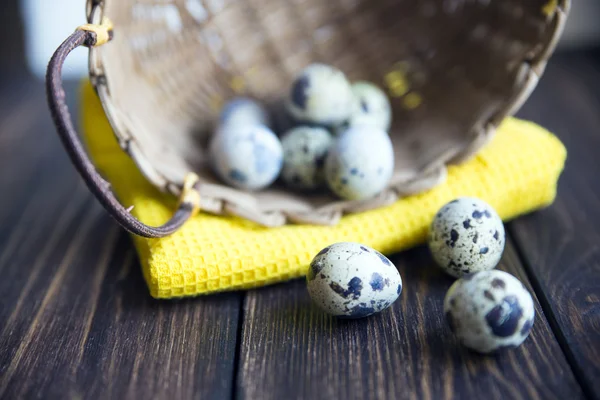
[[348, 81, 392, 132], [428, 197, 505, 278], [325, 125, 394, 200], [307, 242, 402, 318], [219, 97, 270, 128], [281, 126, 334, 190], [444, 270, 535, 354], [286, 64, 355, 126], [209, 124, 283, 190]]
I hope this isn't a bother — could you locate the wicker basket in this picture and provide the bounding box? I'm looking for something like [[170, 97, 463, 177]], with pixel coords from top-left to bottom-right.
[[47, 0, 570, 238]]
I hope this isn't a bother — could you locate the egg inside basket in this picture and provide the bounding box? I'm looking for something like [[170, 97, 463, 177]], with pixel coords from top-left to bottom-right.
[[54, 0, 567, 234]]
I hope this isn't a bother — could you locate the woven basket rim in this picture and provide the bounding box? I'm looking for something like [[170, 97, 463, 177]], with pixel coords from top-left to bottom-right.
[[84, 0, 571, 227]]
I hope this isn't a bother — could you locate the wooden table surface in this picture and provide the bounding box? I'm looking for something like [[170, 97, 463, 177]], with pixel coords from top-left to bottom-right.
[[0, 51, 599, 400]]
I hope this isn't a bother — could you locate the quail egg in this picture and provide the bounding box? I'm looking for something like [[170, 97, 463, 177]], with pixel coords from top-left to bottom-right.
[[281, 126, 334, 190], [348, 81, 392, 131], [219, 97, 270, 128], [209, 124, 283, 190], [428, 198, 505, 278], [286, 63, 355, 126], [325, 125, 394, 200], [307, 242, 402, 318], [444, 270, 535, 353]]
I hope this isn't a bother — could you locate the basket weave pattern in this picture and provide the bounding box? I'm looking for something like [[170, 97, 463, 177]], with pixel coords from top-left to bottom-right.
[[86, 0, 569, 226]]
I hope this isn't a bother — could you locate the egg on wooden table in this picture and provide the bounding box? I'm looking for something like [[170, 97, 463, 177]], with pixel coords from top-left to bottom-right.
[[444, 270, 535, 353], [325, 125, 394, 200], [209, 124, 283, 190], [280, 126, 334, 190], [428, 197, 506, 278], [286, 63, 355, 126], [307, 242, 403, 318]]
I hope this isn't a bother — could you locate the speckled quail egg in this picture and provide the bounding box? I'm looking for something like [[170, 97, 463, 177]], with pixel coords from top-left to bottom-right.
[[209, 124, 283, 190], [428, 198, 505, 278], [444, 270, 535, 353], [325, 125, 394, 200], [307, 242, 402, 318], [219, 97, 270, 128], [348, 81, 392, 131], [280, 126, 334, 190], [286, 63, 355, 126]]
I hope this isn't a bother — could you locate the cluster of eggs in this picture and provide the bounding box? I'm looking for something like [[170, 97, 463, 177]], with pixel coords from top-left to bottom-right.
[[306, 197, 535, 354], [209, 63, 395, 201]]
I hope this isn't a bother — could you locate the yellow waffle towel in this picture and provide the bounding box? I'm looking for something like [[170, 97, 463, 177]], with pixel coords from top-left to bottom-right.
[[81, 82, 566, 298]]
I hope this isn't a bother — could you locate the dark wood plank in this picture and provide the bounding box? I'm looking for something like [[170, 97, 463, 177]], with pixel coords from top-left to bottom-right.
[[0, 0, 25, 72], [0, 81, 242, 399], [513, 52, 600, 400], [236, 239, 584, 400]]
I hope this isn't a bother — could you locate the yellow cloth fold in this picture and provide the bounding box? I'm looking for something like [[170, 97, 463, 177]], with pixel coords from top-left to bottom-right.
[[80, 82, 566, 298]]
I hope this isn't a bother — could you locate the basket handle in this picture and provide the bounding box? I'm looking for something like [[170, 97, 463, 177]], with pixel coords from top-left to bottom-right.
[[46, 27, 200, 238]]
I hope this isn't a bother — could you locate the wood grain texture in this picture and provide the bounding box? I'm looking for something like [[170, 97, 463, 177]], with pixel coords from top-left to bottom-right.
[[236, 241, 584, 400], [2, 52, 600, 399], [0, 83, 242, 400], [514, 52, 600, 400]]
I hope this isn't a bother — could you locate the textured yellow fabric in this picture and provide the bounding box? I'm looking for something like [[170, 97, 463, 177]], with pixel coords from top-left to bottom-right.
[[80, 81, 567, 298]]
